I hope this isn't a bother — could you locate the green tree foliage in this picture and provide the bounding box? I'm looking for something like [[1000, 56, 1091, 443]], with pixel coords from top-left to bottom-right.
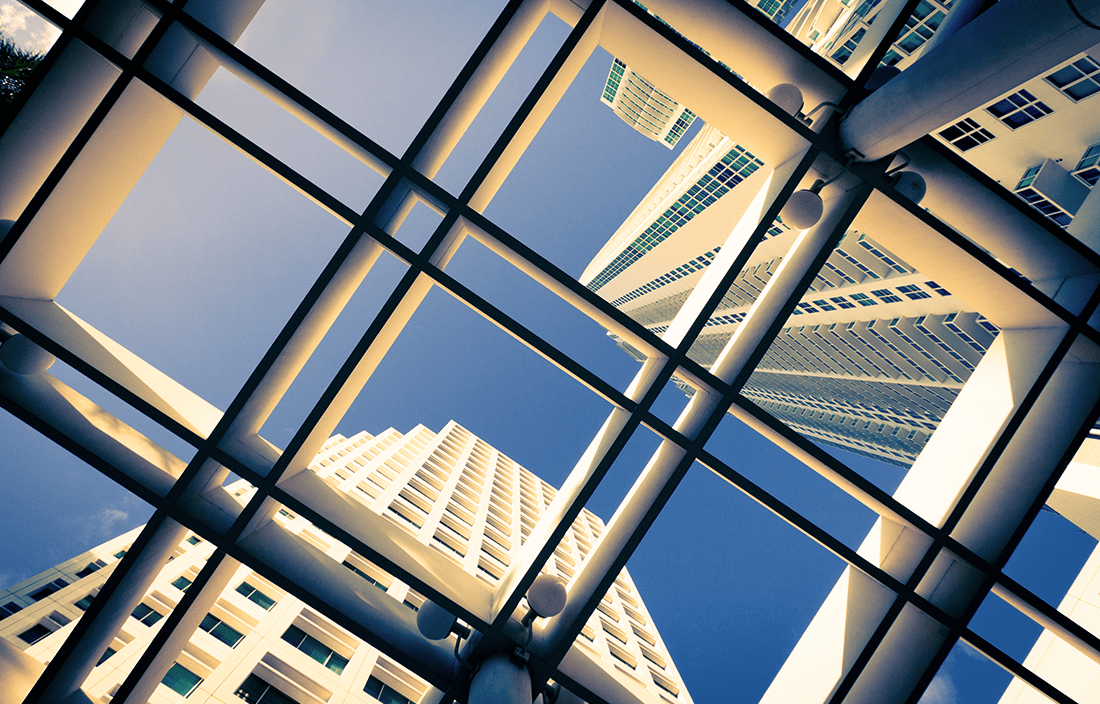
[[1, 30, 44, 120]]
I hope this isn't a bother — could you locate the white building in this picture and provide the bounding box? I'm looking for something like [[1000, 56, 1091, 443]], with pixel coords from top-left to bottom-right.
[[0, 423, 689, 704], [582, 9, 1100, 465], [3, 1, 1100, 704], [581, 123, 1000, 466], [600, 59, 696, 149], [789, 0, 1100, 230]]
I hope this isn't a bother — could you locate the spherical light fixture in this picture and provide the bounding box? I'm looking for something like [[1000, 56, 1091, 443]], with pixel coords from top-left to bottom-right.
[[767, 83, 804, 116], [526, 574, 567, 619], [890, 170, 927, 204], [0, 334, 56, 375], [781, 182, 825, 231], [417, 600, 458, 641]]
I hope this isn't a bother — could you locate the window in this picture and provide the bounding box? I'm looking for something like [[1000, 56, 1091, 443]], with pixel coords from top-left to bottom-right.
[[162, 663, 203, 698], [281, 624, 348, 674], [871, 289, 902, 304], [171, 576, 193, 592], [1016, 164, 1042, 190], [830, 296, 856, 309], [18, 623, 52, 645], [1045, 55, 1100, 101], [364, 676, 414, 704], [185, 535, 202, 545], [131, 603, 164, 626], [342, 560, 388, 591], [925, 281, 951, 296], [74, 593, 96, 611], [75, 561, 105, 578], [830, 27, 865, 65], [1015, 188, 1075, 227], [894, 1, 943, 55], [114, 550, 127, 559], [31, 578, 69, 600], [235, 674, 300, 704], [0, 601, 22, 620], [236, 582, 276, 610], [986, 89, 1053, 129], [96, 647, 117, 666], [896, 284, 931, 300], [199, 613, 244, 648], [1073, 143, 1100, 186], [938, 117, 995, 151]]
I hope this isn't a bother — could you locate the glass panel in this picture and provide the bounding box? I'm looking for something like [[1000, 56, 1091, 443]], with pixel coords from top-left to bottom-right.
[[161, 662, 203, 697], [915, 641, 1011, 704], [195, 67, 387, 213], [56, 114, 355, 411], [231, 0, 509, 155], [236, 582, 276, 611], [625, 461, 857, 702]]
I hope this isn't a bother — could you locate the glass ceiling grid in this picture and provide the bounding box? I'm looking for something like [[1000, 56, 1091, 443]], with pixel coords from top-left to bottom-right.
[[3, 0, 1100, 703]]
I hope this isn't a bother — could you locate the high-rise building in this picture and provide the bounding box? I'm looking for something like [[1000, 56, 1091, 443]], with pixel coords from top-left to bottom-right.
[[4, 2, 1100, 704], [789, 0, 1100, 230], [582, 124, 998, 466], [600, 59, 696, 149], [583, 20, 1100, 465], [786, 0, 956, 69], [0, 423, 690, 704], [753, 0, 800, 26]]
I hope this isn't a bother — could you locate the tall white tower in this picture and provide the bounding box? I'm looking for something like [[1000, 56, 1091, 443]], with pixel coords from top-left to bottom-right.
[[0, 422, 691, 704]]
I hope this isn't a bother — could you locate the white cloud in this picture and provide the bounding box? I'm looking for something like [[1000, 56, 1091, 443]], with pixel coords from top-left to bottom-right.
[[0, 568, 28, 591], [1, 2, 62, 54], [918, 669, 959, 704], [81, 507, 129, 542]]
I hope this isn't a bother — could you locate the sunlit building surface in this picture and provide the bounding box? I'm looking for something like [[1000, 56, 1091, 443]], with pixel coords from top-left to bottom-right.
[[600, 59, 696, 149], [789, 0, 1100, 229], [3, 1, 1100, 704], [582, 123, 1001, 466], [0, 424, 688, 704]]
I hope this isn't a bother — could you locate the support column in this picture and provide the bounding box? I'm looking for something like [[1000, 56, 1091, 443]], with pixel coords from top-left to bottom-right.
[[840, 0, 1100, 162], [31, 517, 188, 703], [469, 653, 533, 704], [762, 329, 1100, 704]]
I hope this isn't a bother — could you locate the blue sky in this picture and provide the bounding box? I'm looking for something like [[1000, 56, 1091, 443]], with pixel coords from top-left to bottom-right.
[[1, 1, 1098, 702]]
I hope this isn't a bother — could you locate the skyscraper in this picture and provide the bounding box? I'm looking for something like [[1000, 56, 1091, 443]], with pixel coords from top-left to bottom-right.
[[0, 423, 690, 704], [600, 59, 696, 149], [789, 0, 1100, 230], [583, 23, 1100, 465], [582, 123, 996, 466], [4, 1, 1100, 704], [786, 0, 956, 68]]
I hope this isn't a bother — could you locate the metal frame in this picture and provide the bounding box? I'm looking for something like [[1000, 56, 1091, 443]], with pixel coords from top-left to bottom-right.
[[2, 0, 1100, 702]]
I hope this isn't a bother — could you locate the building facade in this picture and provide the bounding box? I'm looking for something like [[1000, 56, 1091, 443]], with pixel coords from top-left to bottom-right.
[[788, 0, 1100, 230], [0, 423, 690, 704], [582, 123, 1003, 466], [3, 1, 1100, 704], [600, 58, 696, 149], [584, 14, 1100, 465]]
